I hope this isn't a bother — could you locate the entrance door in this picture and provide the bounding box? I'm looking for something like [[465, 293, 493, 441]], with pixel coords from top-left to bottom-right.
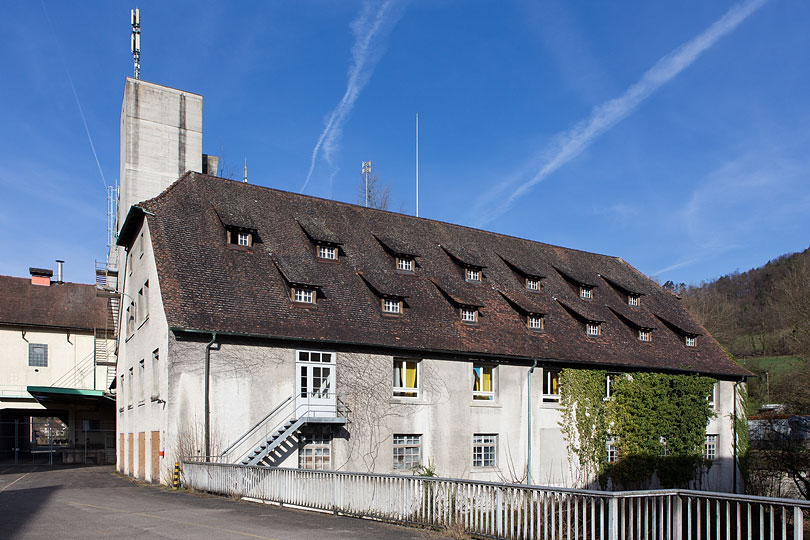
[[295, 351, 336, 418]]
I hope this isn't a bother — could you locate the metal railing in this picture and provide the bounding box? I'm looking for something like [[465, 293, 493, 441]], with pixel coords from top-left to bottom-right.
[[180, 462, 809, 540]]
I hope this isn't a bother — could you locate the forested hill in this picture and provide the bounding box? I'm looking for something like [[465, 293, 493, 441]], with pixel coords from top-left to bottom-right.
[[670, 246, 810, 361]]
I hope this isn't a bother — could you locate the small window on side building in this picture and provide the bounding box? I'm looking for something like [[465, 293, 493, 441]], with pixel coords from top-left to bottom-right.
[[526, 278, 539, 291], [580, 286, 593, 299], [317, 245, 337, 260], [528, 314, 544, 330], [292, 287, 316, 304], [393, 434, 421, 471], [382, 298, 402, 315], [465, 268, 481, 282], [397, 257, 414, 272], [461, 307, 478, 323], [28, 343, 48, 367], [586, 322, 601, 336], [628, 294, 640, 307], [686, 335, 697, 347], [638, 329, 651, 342]]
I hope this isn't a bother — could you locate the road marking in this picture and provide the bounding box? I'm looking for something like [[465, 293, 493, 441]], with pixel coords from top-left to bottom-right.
[[74, 502, 280, 540], [0, 472, 30, 493]]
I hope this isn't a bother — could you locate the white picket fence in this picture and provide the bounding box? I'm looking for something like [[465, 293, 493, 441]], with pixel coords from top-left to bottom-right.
[[180, 461, 809, 539]]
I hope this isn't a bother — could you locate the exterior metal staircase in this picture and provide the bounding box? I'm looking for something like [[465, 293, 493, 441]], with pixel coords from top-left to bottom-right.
[[94, 259, 120, 392], [221, 394, 347, 467]]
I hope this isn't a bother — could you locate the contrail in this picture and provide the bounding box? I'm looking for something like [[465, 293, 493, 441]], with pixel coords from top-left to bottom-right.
[[41, 1, 108, 189], [476, 0, 767, 226], [301, 0, 406, 193]]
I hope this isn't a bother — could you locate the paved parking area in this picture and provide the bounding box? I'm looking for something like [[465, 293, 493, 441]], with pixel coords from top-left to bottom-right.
[[0, 465, 438, 540]]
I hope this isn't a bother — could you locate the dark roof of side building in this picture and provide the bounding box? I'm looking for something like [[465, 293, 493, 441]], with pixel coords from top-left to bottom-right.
[[0, 275, 109, 331], [120, 172, 749, 378]]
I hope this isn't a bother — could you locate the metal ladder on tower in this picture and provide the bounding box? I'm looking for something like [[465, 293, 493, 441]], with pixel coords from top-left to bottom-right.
[[95, 259, 120, 391]]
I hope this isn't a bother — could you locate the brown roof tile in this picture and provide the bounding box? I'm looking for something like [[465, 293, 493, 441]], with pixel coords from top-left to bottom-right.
[[0, 275, 109, 331], [127, 172, 748, 378]]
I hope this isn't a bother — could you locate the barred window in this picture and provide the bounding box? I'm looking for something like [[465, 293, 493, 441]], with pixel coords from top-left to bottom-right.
[[526, 278, 539, 291], [686, 335, 697, 347], [580, 286, 593, 299], [28, 343, 48, 367], [473, 434, 497, 468], [628, 294, 640, 307], [465, 268, 481, 282], [638, 329, 651, 342], [299, 431, 331, 470], [393, 434, 421, 471]]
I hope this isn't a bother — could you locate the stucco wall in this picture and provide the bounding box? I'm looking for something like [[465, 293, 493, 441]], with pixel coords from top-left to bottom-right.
[[116, 218, 170, 482]]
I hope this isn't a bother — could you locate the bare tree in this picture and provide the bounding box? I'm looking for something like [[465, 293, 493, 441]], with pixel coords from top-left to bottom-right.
[[355, 173, 392, 210]]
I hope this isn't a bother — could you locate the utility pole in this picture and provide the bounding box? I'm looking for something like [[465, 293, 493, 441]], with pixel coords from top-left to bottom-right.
[[362, 161, 371, 207], [415, 113, 419, 217]]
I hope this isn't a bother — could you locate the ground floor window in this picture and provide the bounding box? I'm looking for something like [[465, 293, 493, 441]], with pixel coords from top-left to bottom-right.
[[299, 431, 332, 470], [472, 434, 497, 468], [393, 434, 421, 471], [606, 436, 619, 462], [704, 434, 718, 461]]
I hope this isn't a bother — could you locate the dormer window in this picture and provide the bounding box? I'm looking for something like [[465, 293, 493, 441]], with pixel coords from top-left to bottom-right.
[[586, 322, 601, 336], [317, 245, 337, 260], [638, 329, 651, 342], [382, 298, 402, 315], [580, 286, 593, 299], [465, 268, 481, 282], [292, 287, 315, 304], [528, 314, 544, 330], [628, 293, 640, 307], [226, 228, 253, 247], [461, 307, 478, 323], [685, 335, 697, 347], [526, 278, 540, 291], [397, 257, 414, 272]]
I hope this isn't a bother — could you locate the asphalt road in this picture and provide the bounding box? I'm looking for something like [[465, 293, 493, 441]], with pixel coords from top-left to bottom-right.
[[0, 465, 438, 540]]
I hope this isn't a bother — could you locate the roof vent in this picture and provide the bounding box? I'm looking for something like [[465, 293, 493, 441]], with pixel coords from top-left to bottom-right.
[[29, 267, 53, 287], [56, 260, 64, 284]]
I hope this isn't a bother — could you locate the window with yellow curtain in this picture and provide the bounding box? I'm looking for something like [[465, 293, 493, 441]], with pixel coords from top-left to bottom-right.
[[393, 358, 419, 398], [472, 364, 495, 400], [543, 368, 561, 403]]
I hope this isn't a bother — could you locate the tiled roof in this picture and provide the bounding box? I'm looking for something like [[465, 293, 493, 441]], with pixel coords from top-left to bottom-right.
[[125, 172, 748, 378], [0, 275, 109, 331]]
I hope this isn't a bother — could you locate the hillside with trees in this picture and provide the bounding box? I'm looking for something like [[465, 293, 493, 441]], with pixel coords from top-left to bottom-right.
[[673, 246, 810, 414]]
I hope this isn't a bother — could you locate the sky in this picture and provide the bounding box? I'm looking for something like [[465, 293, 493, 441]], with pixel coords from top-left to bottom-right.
[[1, 1, 809, 286]]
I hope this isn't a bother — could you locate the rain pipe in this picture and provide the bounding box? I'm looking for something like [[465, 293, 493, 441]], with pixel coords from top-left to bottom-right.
[[204, 332, 217, 461], [527, 359, 538, 485]]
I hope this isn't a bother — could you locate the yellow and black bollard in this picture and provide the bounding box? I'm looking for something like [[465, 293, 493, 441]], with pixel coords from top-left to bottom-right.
[[172, 462, 181, 489]]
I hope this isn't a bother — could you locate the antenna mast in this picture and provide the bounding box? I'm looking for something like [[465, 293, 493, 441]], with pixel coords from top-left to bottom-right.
[[243, 158, 248, 183], [415, 113, 419, 218], [131, 8, 141, 79], [362, 161, 371, 207]]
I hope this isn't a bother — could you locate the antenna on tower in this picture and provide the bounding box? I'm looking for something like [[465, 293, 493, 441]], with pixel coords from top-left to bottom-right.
[[243, 158, 248, 183], [362, 161, 372, 208], [131, 8, 141, 79]]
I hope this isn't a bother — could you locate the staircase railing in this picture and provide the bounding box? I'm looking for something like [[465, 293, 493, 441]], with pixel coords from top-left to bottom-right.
[[218, 395, 295, 463]]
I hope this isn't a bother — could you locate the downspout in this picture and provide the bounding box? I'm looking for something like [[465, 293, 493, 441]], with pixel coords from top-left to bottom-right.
[[733, 378, 742, 494], [527, 359, 538, 485], [204, 332, 217, 461]]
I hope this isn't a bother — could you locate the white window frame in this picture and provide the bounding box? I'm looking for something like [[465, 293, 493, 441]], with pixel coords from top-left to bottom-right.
[[382, 298, 402, 314], [393, 358, 420, 398], [606, 437, 619, 463], [299, 431, 332, 470], [638, 329, 651, 342], [393, 434, 421, 471], [472, 434, 497, 468], [580, 286, 593, 299], [543, 369, 560, 403], [317, 245, 337, 260], [708, 383, 717, 410], [526, 278, 539, 291], [528, 314, 544, 330], [465, 268, 481, 282], [704, 434, 718, 460], [686, 335, 697, 347], [605, 373, 619, 400], [396, 257, 414, 272], [628, 294, 640, 307], [586, 322, 601, 336], [472, 363, 496, 401], [461, 307, 478, 323], [293, 287, 315, 304], [138, 359, 145, 405], [237, 232, 251, 246]]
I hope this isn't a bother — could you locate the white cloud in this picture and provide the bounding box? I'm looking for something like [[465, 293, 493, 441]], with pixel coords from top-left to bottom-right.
[[474, 0, 767, 226], [301, 0, 407, 193]]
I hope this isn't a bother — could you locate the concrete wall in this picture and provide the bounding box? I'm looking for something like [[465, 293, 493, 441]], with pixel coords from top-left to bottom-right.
[[116, 218, 170, 482], [118, 78, 202, 232]]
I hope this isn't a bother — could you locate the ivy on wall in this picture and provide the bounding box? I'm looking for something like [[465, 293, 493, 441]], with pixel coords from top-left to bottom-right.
[[558, 368, 716, 489]]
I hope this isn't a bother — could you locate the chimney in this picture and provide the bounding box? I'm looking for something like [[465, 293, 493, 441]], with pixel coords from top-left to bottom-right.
[[56, 260, 64, 283], [29, 267, 53, 287], [202, 154, 219, 175]]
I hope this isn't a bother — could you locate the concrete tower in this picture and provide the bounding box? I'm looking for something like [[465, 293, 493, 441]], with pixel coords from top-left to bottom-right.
[[117, 77, 205, 232]]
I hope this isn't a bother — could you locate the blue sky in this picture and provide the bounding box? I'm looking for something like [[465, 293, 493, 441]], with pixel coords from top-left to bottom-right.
[[1, 1, 809, 286]]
